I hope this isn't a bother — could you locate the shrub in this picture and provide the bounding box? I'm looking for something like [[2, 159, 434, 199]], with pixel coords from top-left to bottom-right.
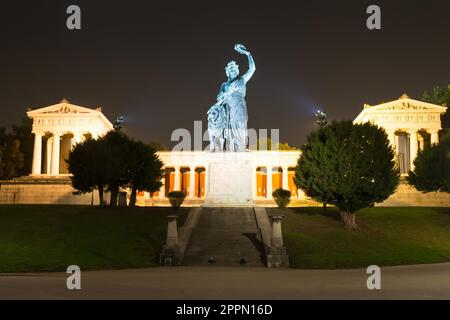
[[272, 188, 291, 209], [167, 191, 186, 210]]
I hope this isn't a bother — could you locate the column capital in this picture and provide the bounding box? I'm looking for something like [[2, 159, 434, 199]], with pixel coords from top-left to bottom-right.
[[408, 128, 418, 135], [427, 128, 440, 134], [32, 130, 44, 136], [52, 131, 63, 138], [385, 128, 396, 134]]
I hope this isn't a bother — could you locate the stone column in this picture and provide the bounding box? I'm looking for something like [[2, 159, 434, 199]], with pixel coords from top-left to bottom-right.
[[159, 176, 166, 198], [71, 133, 83, 150], [189, 167, 196, 198], [394, 134, 400, 155], [31, 132, 43, 175], [386, 129, 396, 150], [430, 129, 440, 145], [409, 129, 418, 171], [46, 137, 53, 174], [251, 166, 257, 199], [282, 166, 289, 191], [50, 132, 61, 175], [174, 167, 181, 191], [266, 167, 273, 199]]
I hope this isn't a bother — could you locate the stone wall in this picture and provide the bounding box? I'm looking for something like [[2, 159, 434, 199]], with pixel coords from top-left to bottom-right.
[[0, 178, 99, 205], [377, 181, 450, 207]]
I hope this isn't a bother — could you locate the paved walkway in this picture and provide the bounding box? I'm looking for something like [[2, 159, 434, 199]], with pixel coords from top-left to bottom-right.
[[1, 263, 449, 299]]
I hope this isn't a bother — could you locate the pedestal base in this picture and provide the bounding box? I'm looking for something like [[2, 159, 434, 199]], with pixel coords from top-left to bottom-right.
[[203, 152, 254, 207], [160, 245, 180, 266], [266, 246, 289, 268]]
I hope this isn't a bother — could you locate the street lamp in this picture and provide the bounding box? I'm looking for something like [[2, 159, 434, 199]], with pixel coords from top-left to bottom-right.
[[113, 116, 125, 131], [315, 109, 327, 128]]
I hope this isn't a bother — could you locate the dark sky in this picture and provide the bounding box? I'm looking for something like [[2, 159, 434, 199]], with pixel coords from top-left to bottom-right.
[[0, 0, 449, 148]]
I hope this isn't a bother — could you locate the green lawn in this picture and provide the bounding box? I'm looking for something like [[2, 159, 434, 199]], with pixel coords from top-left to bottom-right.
[[268, 207, 450, 269], [0, 205, 188, 273], [2, 205, 450, 272]]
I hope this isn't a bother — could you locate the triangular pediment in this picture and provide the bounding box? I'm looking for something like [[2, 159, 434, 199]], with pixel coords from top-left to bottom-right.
[[27, 100, 114, 131], [354, 94, 448, 124], [364, 97, 447, 113], [27, 101, 100, 115]]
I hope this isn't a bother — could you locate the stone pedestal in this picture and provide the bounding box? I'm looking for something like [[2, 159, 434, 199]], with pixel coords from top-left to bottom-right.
[[266, 215, 289, 267], [160, 215, 180, 266], [203, 152, 254, 207]]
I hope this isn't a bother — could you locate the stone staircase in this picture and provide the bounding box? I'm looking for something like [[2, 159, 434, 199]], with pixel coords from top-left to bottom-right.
[[182, 207, 266, 267]]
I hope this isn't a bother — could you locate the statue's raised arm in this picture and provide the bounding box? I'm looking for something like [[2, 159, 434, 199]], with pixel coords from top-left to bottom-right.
[[234, 44, 255, 84]]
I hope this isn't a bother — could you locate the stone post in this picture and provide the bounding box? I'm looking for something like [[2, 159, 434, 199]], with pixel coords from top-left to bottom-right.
[[160, 215, 180, 266], [31, 132, 43, 175], [267, 215, 289, 267], [50, 132, 61, 176], [271, 216, 284, 248], [409, 129, 418, 171]]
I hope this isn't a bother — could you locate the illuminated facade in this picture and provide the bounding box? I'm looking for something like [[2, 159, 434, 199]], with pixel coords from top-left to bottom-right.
[[354, 94, 447, 174], [143, 151, 303, 205], [26, 99, 114, 176]]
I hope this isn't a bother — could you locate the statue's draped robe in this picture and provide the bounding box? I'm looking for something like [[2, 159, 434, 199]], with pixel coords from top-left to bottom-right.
[[219, 77, 248, 152]]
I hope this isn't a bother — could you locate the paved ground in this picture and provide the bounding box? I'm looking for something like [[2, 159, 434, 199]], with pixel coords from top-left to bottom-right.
[[1, 263, 449, 299]]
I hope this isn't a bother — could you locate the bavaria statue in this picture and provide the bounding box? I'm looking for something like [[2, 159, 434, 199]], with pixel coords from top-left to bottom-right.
[[207, 44, 256, 152]]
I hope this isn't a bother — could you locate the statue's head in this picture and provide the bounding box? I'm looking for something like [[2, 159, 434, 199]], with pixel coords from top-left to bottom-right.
[[225, 61, 239, 79]]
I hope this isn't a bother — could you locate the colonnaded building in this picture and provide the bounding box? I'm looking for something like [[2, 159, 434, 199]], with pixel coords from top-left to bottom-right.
[[1, 94, 449, 206]]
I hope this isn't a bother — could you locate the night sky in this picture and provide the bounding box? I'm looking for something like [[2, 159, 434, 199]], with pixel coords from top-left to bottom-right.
[[1, 0, 449, 148]]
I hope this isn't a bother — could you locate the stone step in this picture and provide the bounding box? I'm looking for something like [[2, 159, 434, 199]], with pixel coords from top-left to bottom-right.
[[182, 207, 266, 267]]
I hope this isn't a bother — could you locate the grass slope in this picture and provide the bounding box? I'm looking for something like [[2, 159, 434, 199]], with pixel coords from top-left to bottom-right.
[[0, 205, 188, 273], [270, 207, 450, 269]]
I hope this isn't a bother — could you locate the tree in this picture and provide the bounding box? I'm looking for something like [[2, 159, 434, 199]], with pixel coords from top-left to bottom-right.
[[2, 139, 24, 179], [295, 120, 399, 230], [68, 131, 165, 208], [11, 117, 33, 176], [148, 141, 168, 151], [68, 138, 109, 206], [422, 85, 450, 135], [127, 141, 164, 207], [100, 131, 132, 207], [250, 138, 298, 150], [0, 127, 25, 180], [408, 134, 450, 193]]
